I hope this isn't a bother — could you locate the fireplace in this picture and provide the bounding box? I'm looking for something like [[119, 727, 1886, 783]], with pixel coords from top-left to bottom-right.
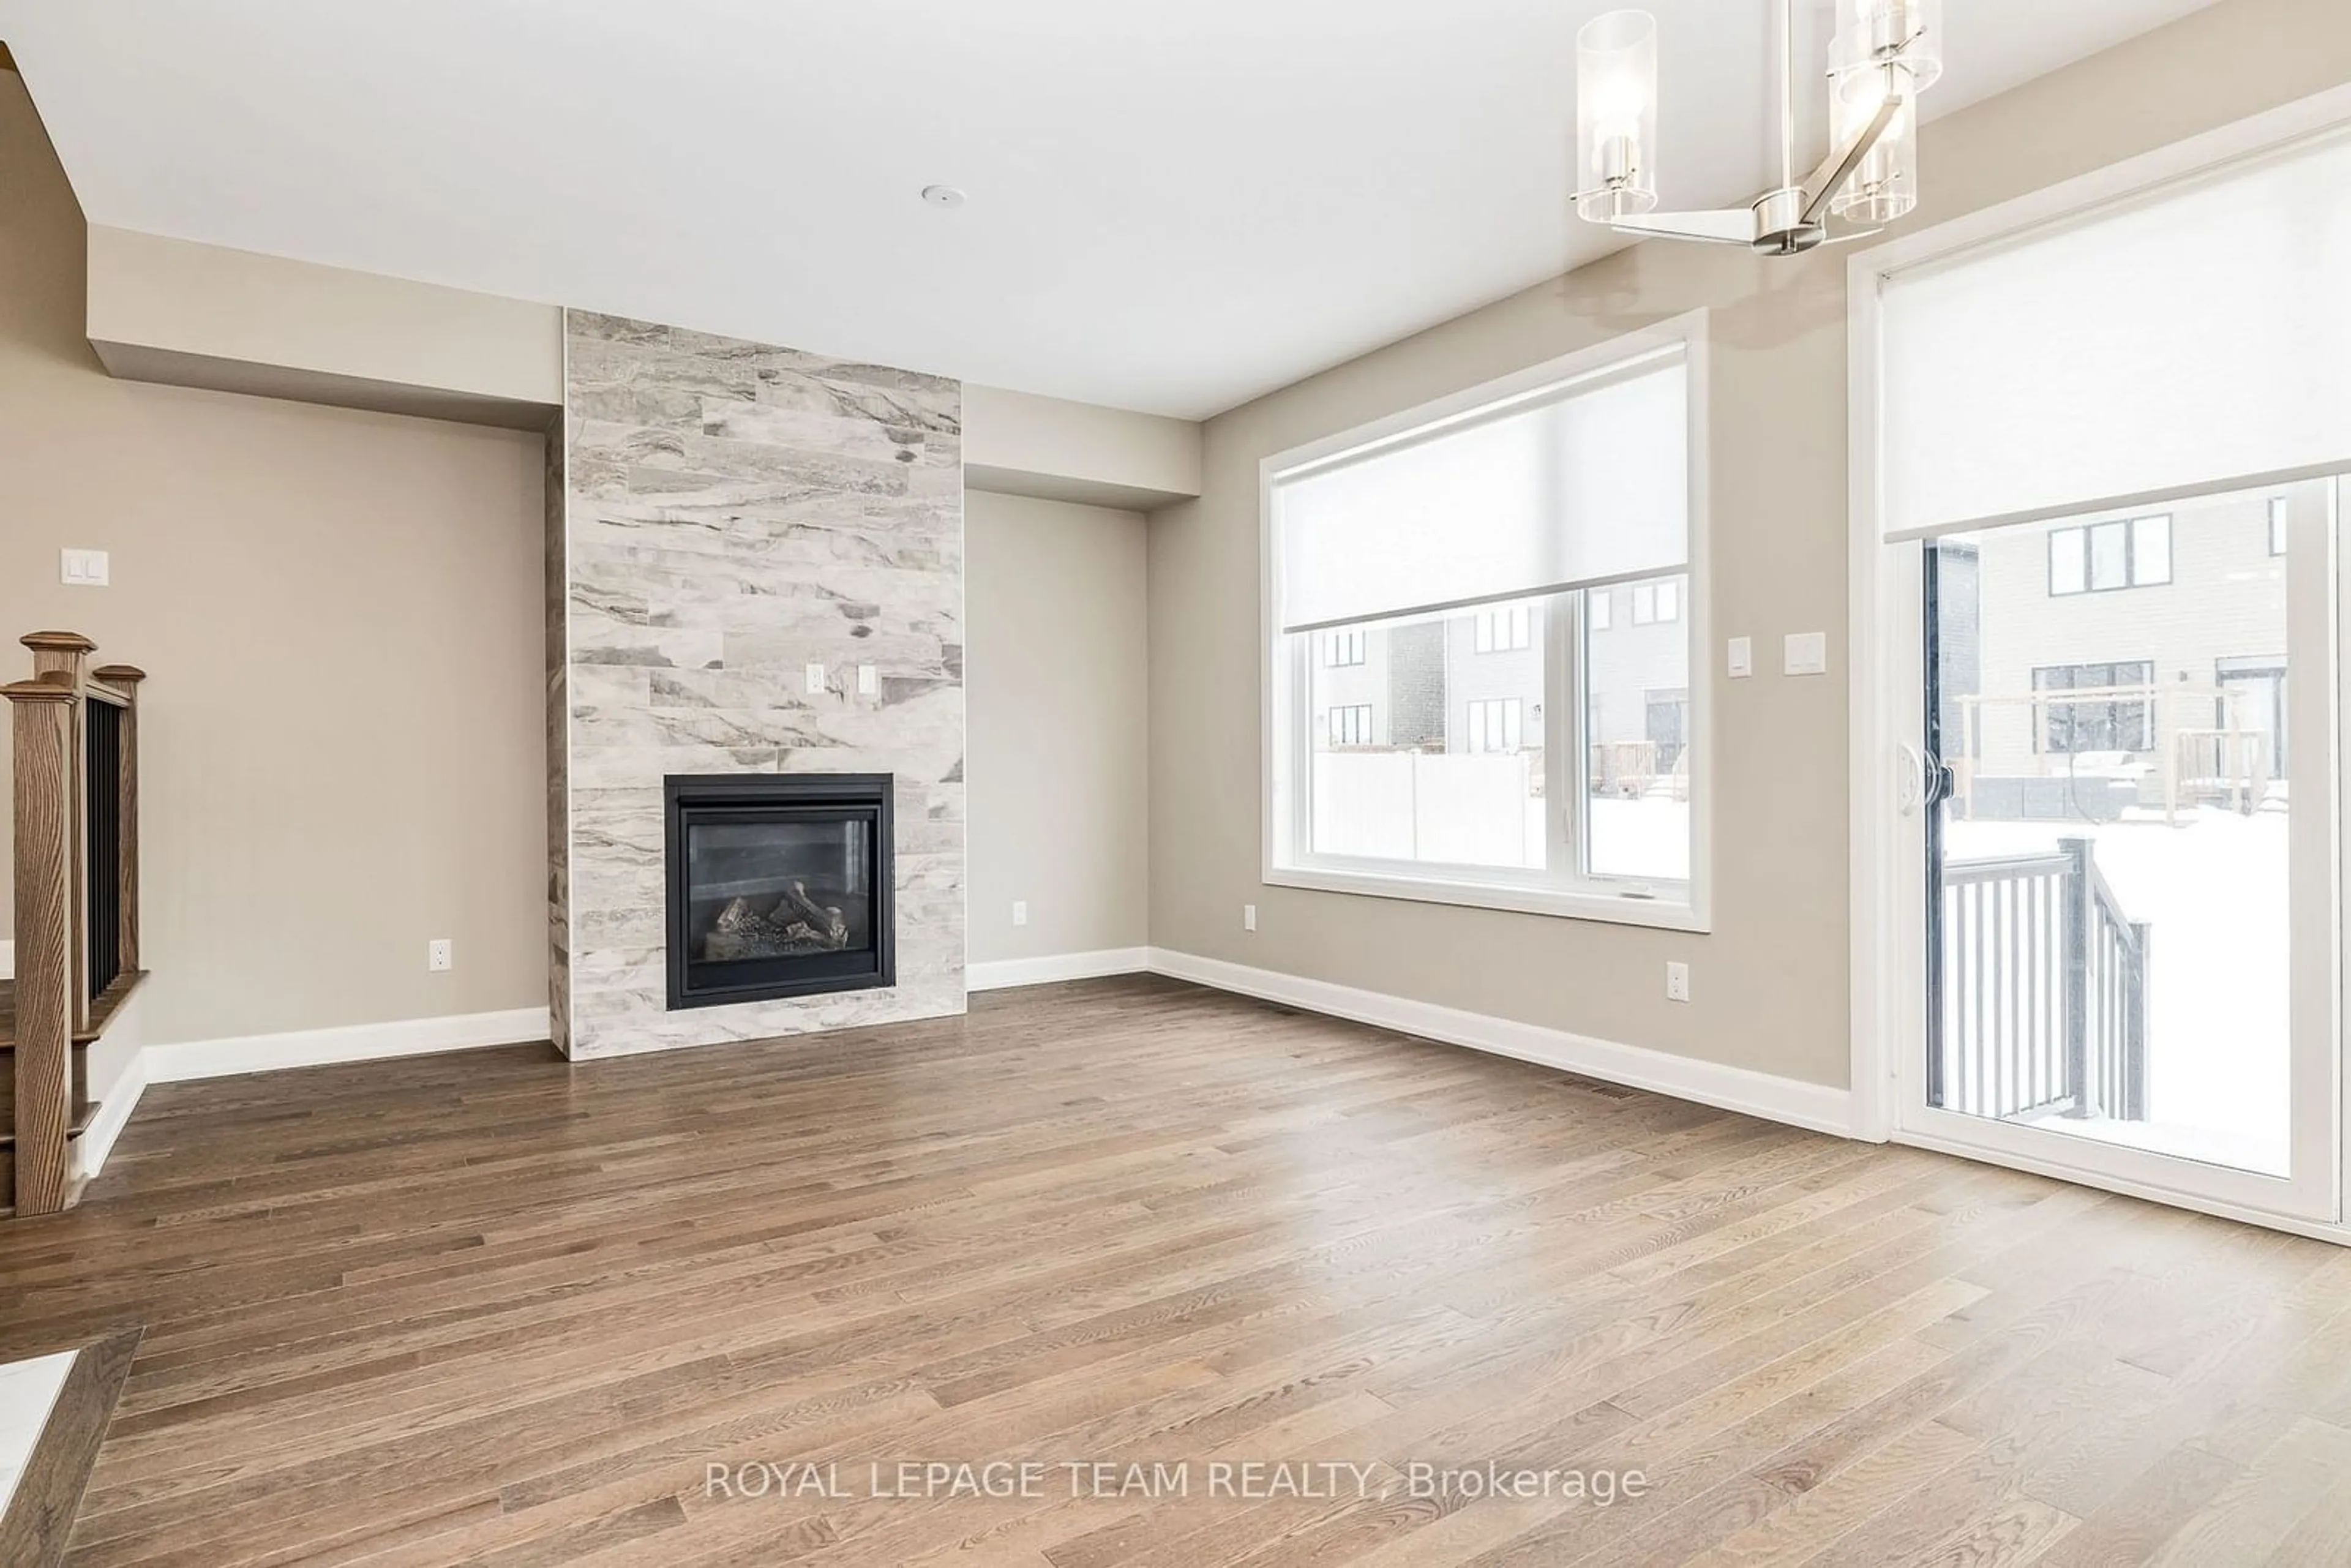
[[664, 774, 895, 1010]]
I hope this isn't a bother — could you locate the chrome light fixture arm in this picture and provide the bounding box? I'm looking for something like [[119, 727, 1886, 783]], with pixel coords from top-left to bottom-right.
[[1606, 207, 1757, 246], [1799, 87, 1903, 224]]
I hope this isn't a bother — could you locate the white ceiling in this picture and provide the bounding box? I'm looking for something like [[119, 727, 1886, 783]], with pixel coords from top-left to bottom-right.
[[3, 1, 2216, 418]]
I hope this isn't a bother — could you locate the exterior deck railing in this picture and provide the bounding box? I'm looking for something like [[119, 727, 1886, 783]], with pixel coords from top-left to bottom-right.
[[1937, 836, 2147, 1125]]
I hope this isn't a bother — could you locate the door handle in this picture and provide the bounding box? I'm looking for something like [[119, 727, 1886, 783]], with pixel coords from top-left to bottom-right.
[[1896, 743, 1928, 815]]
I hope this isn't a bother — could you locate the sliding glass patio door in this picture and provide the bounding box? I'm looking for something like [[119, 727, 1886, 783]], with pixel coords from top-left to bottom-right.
[[1850, 102, 2351, 1228], [1897, 480, 2339, 1220]]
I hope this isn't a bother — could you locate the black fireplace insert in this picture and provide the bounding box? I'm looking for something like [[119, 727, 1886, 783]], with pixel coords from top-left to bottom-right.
[[664, 773, 894, 1010]]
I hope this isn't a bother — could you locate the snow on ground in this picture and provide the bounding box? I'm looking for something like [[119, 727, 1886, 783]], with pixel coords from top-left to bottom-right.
[[1518, 792, 2282, 1173], [1946, 806, 2290, 1174], [1584, 797, 1691, 882], [1329, 770, 2286, 1175]]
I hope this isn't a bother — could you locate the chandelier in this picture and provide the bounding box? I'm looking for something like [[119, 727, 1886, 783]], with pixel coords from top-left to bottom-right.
[[1573, 0, 1944, 255]]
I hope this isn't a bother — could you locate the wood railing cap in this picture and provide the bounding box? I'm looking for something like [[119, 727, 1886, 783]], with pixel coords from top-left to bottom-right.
[[21, 630, 97, 653], [92, 664, 148, 685], [2, 677, 78, 703]]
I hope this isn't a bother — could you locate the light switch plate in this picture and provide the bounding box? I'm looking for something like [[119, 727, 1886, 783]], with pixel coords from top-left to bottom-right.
[[804, 661, 826, 695], [1243, 904, 1258, 932], [857, 663, 878, 696], [1783, 632, 1829, 677], [60, 548, 109, 587], [1727, 636, 1753, 679]]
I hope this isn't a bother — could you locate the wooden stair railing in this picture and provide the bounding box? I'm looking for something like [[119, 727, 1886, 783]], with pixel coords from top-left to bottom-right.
[[4, 631, 146, 1218]]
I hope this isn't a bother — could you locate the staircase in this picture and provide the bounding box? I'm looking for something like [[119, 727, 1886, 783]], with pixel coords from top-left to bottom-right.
[[3, 632, 146, 1220]]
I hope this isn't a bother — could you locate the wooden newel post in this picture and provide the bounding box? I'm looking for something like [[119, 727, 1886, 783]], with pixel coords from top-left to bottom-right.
[[6, 677, 78, 1215], [21, 629, 94, 685], [22, 632, 94, 1038], [93, 665, 146, 977]]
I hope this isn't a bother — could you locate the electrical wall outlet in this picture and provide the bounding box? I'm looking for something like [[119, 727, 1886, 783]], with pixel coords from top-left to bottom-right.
[[1243, 903, 1258, 932], [1011, 900, 1029, 927], [804, 661, 827, 694], [60, 549, 109, 587], [1665, 961, 1691, 1003], [428, 938, 454, 973]]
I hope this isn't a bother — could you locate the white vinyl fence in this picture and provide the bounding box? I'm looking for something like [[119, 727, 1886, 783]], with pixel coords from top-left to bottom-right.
[[1311, 752, 1542, 869]]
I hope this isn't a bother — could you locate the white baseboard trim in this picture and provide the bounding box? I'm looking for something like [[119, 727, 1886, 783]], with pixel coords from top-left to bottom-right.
[[69, 956, 1847, 1184], [0, 939, 12, 980], [71, 1007, 551, 1185], [967, 947, 1152, 992], [1891, 1128, 2351, 1248], [72, 1047, 148, 1185], [1146, 948, 1854, 1139], [144, 1007, 553, 1084]]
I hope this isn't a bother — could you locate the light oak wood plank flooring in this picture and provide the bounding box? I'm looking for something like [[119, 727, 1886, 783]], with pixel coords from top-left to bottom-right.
[[3, 975, 2348, 1566]]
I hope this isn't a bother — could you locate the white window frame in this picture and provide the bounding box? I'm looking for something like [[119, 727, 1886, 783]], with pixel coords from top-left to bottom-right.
[[1260, 310, 1711, 932]]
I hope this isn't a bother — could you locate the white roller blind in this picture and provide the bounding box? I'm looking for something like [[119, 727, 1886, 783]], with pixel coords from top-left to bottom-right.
[[1273, 353, 1687, 632], [1880, 127, 2351, 539]]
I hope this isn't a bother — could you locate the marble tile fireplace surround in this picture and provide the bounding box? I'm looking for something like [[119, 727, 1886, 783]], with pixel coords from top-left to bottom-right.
[[546, 311, 964, 1059]]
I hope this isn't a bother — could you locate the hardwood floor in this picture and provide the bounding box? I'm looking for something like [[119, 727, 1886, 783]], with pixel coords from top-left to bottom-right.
[[3, 974, 2349, 1566]]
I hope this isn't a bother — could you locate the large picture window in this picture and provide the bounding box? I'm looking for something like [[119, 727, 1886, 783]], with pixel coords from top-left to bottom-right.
[[1262, 316, 1708, 928]]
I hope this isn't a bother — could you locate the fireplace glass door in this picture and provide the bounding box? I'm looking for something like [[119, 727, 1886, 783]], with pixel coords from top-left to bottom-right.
[[664, 775, 894, 1008]]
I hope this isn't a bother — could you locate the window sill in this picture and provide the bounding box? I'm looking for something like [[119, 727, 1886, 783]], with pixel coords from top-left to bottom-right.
[[1263, 863, 1710, 933]]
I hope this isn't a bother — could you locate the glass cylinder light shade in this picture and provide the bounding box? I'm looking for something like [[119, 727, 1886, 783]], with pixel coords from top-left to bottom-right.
[[1831, 0, 1943, 93], [1829, 63, 1918, 223], [1829, 0, 1937, 225], [1576, 10, 1659, 222]]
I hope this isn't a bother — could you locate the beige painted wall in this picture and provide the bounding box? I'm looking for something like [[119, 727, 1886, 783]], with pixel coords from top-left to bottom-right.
[[0, 73, 548, 1066], [1146, 0, 2351, 1090], [963, 385, 1202, 511], [967, 492, 1149, 964], [86, 223, 565, 417], [76, 223, 1205, 501]]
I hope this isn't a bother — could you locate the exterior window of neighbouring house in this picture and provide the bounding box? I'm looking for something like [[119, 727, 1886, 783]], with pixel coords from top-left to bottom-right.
[[1326, 703, 1373, 746], [1321, 629, 1365, 666], [2050, 516, 2171, 595], [2033, 661, 2156, 753], [1473, 604, 1532, 653], [1465, 698, 1523, 753], [2270, 497, 2289, 557]]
